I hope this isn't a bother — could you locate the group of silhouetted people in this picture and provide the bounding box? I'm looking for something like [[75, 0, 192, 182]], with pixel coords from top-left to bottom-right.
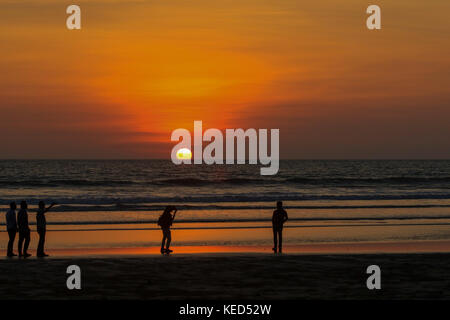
[[5, 201, 56, 258], [156, 201, 288, 255], [6, 200, 287, 257]]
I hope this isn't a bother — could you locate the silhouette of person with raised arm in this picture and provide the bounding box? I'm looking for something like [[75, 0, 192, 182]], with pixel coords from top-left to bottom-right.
[[18, 200, 31, 258], [157, 206, 177, 254], [5, 202, 18, 257], [272, 201, 288, 253], [36, 201, 56, 257]]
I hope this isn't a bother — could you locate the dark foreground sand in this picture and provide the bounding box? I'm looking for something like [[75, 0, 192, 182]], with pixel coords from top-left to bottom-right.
[[1, 252, 449, 299]]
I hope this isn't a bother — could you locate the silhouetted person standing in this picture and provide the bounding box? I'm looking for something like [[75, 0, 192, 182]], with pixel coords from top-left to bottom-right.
[[5, 202, 18, 257], [272, 201, 288, 253], [18, 200, 31, 258], [36, 201, 56, 257], [157, 206, 177, 254]]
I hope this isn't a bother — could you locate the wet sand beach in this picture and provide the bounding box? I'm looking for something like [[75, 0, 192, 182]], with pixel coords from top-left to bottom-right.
[[1, 242, 449, 300]]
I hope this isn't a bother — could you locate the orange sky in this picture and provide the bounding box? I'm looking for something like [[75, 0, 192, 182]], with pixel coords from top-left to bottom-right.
[[0, 0, 449, 158]]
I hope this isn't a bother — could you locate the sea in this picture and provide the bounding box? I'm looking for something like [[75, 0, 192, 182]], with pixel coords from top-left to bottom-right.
[[1, 160, 450, 248]]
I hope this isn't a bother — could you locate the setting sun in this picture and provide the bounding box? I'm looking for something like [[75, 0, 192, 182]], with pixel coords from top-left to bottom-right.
[[176, 148, 192, 160]]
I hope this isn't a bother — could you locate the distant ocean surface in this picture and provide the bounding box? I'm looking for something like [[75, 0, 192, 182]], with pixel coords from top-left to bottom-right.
[[1, 159, 450, 203], [1, 160, 450, 246]]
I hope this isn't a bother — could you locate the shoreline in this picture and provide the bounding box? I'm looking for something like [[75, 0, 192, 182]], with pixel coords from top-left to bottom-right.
[[2, 239, 450, 259]]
